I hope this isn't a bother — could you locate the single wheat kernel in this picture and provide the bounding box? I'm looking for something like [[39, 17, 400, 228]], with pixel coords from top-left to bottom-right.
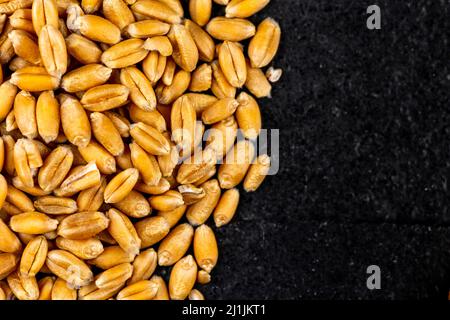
[[266, 66, 283, 83], [189, 288, 205, 300], [213, 188, 240, 227], [168, 255, 197, 300], [197, 270, 211, 284], [193, 224, 218, 273], [51, 277, 77, 300]]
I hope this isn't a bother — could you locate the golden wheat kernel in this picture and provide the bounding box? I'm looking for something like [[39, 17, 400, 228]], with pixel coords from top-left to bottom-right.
[[176, 148, 217, 185], [189, 288, 205, 300], [76, 177, 107, 212], [0, 81, 18, 122], [0, 253, 19, 280], [0, 140, 4, 174], [127, 248, 157, 285], [45, 249, 94, 288], [243, 154, 271, 192], [129, 104, 167, 132], [157, 133, 178, 178], [202, 97, 239, 125], [61, 64, 112, 93], [125, 19, 170, 38], [0, 13, 6, 34], [54, 162, 101, 197], [0, 22, 14, 64], [213, 188, 240, 227], [197, 270, 211, 284], [14, 138, 43, 188], [80, 84, 130, 112], [211, 60, 236, 99], [142, 50, 167, 85], [51, 277, 77, 300], [7, 271, 39, 300], [0, 218, 22, 253], [129, 141, 162, 186], [13, 90, 37, 139], [78, 281, 124, 300], [113, 190, 151, 218], [168, 255, 197, 300], [171, 95, 196, 152], [120, 66, 156, 112], [156, 69, 191, 105], [186, 179, 221, 226], [37, 276, 54, 300], [134, 216, 170, 249], [116, 145, 133, 170], [57, 211, 109, 240], [225, 0, 270, 18], [90, 112, 125, 156], [189, 0, 212, 26], [116, 279, 159, 300], [248, 17, 281, 68], [8, 57, 33, 72], [88, 245, 134, 270], [162, 56, 176, 86], [206, 17, 255, 42], [143, 36, 173, 56], [38, 25, 68, 78], [95, 262, 133, 291], [168, 24, 199, 72], [206, 116, 238, 160], [157, 223, 194, 266], [103, 0, 135, 30], [184, 93, 218, 115], [10, 212, 59, 235], [134, 177, 171, 195], [129, 122, 171, 156], [78, 141, 117, 175], [19, 235, 48, 276], [81, 0, 101, 13], [101, 39, 148, 69], [5, 184, 35, 213], [131, 0, 182, 25], [38, 145, 74, 192], [158, 0, 184, 16], [33, 196, 78, 215], [76, 15, 122, 45], [189, 63, 212, 92], [60, 95, 92, 148], [178, 184, 206, 205], [104, 168, 139, 203], [218, 41, 247, 88], [8, 29, 41, 65], [32, 0, 59, 34], [245, 60, 272, 98], [0, 174, 6, 209], [106, 208, 141, 256], [236, 92, 262, 139], [9, 9, 34, 34], [149, 190, 185, 212], [65, 33, 102, 64], [36, 90, 60, 144], [218, 139, 255, 189]]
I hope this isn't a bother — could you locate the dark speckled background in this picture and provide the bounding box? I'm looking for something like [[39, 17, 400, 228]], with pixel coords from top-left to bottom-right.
[[179, 0, 450, 299]]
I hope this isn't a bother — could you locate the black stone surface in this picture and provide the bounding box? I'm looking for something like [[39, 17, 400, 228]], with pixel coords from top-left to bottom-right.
[[198, 0, 450, 299]]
